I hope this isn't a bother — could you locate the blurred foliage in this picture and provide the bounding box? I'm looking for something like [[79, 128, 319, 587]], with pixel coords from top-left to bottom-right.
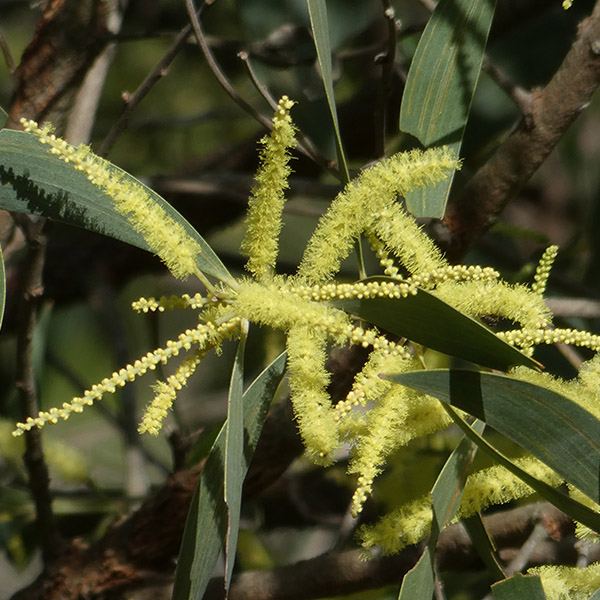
[[1, 1, 600, 599]]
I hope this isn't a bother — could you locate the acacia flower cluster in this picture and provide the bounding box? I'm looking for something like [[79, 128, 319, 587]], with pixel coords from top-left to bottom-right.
[[13, 98, 600, 595]]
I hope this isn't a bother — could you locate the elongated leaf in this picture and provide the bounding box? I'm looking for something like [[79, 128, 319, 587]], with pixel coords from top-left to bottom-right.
[[445, 403, 600, 538], [491, 573, 546, 600], [0, 245, 5, 331], [590, 588, 600, 600], [224, 325, 248, 594], [331, 286, 538, 371], [307, 0, 350, 183], [400, 0, 496, 217], [399, 420, 484, 600], [172, 352, 287, 600], [462, 513, 505, 581], [389, 369, 600, 506], [0, 129, 233, 285]]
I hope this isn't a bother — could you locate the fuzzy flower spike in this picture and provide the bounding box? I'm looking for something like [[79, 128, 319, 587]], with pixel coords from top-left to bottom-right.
[[21, 98, 599, 566], [241, 96, 297, 282], [20, 118, 203, 282]]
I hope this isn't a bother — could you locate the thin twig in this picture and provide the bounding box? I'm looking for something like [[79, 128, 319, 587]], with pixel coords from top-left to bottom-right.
[[98, 22, 194, 157], [443, 1, 600, 260], [238, 50, 279, 112], [0, 24, 15, 75], [185, 0, 272, 130], [237, 50, 336, 174], [13, 214, 63, 566], [546, 297, 600, 319], [482, 56, 533, 119], [505, 520, 548, 576], [374, 0, 399, 157], [185, 0, 338, 178]]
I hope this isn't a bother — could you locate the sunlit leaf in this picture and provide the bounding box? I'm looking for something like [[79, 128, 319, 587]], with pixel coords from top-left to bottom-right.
[[172, 352, 287, 600], [462, 513, 505, 581], [399, 420, 484, 599], [400, 0, 496, 217], [307, 0, 350, 183], [389, 369, 600, 525], [224, 327, 247, 593], [0, 129, 233, 285], [331, 284, 539, 371]]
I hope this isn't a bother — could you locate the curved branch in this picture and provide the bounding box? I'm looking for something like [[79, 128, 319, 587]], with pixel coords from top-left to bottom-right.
[[204, 503, 576, 600], [442, 1, 600, 260]]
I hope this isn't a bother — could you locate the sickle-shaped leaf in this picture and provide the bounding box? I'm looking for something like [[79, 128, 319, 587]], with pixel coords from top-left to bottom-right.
[[0, 129, 233, 285], [400, 0, 496, 217], [224, 323, 248, 594], [389, 369, 600, 506], [307, 0, 350, 183], [0, 245, 5, 331], [331, 287, 539, 371], [462, 513, 506, 581], [172, 351, 287, 600], [399, 420, 484, 599]]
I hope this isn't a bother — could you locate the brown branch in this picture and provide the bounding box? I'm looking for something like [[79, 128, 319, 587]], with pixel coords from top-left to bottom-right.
[[98, 22, 194, 157], [442, 1, 600, 260], [203, 502, 577, 600], [13, 215, 64, 566], [6, 0, 108, 131]]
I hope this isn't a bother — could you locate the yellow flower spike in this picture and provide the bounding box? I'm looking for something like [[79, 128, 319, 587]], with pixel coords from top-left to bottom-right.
[[457, 456, 561, 519], [532, 245, 559, 295], [367, 202, 448, 278], [360, 455, 561, 555], [346, 366, 453, 516], [286, 324, 341, 464], [498, 327, 600, 352], [563, 0, 572, 9], [20, 118, 203, 281], [435, 279, 552, 333], [138, 349, 207, 435], [132, 293, 206, 313], [241, 96, 297, 282], [359, 495, 433, 554], [12, 320, 234, 436], [297, 147, 459, 283], [530, 563, 600, 600]]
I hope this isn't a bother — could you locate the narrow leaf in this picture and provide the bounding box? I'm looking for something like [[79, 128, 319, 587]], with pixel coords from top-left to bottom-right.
[[462, 513, 505, 581], [446, 403, 600, 538], [307, 0, 350, 183], [0, 245, 5, 330], [0, 129, 233, 285], [388, 369, 600, 533], [391, 369, 600, 504], [331, 286, 539, 371], [172, 352, 287, 600], [590, 588, 600, 600], [491, 573, 546, 600], [400, 0, 496, 217], [399, 420, 484, 600], [224, 323, 248, 594]]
